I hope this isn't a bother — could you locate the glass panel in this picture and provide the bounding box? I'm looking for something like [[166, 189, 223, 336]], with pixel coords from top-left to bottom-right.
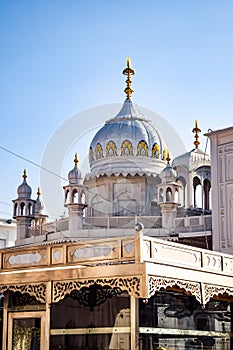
[[139, 291, 231, 332], [139, 291, 232, 350], [51, 294, 130, 328], [50, 333, 131, 350], [50, 294, 130, 350], [139, 335, 231, 350], [12, 318, 40, 350]]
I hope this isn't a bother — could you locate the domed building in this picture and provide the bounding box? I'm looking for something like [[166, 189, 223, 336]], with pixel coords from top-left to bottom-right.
[[3, 60, 233, 350], [85, 59, 169, 219]]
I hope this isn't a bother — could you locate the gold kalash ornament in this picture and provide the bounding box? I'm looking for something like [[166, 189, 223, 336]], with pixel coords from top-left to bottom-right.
[[122, 57, 135, 99], [192, 119, 201, 149]]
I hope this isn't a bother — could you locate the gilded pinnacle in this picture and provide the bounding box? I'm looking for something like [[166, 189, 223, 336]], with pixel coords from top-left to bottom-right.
[[37, 187, 41, 197], [122, 57, 135, 99], [192, 120, 201, 149], [166, 151, 171, 164], [74, 153, 79, 165], [23, 169, 27, 180]]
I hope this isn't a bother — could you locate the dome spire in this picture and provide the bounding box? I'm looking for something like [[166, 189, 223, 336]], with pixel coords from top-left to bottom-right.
[[37, 187, 41, 197], [166, 151, 171, 164], [123, 57, 135, 99], [23, 169, 27, 180], [74, 152, 79, 165], [192, 120, 201, 149]]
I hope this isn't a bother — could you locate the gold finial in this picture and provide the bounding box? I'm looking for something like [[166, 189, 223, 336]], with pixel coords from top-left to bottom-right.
[[163, 149, 167, 160], [122, 57, 135, 99], [22, 169, 27, 180], [37, 187, 41, 197], [166, 151, 171, 164], [192, 120, 201, 149], [74, 153, 79, 165]]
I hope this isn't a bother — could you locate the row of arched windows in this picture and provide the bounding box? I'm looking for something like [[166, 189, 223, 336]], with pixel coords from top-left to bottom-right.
[[64, 188, 86, 205], [90, 140, 167, 161], [14, 202, 34, 217]]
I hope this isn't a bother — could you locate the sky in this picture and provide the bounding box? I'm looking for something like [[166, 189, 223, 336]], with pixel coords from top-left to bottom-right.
[[1, 0, 233, 219]]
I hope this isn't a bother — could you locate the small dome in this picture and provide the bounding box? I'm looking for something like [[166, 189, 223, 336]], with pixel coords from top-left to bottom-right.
[[17, 170, 32, 199], [160, 161, 177, 183], [35, 188, 46, 216], [68, 154, 83, 185]]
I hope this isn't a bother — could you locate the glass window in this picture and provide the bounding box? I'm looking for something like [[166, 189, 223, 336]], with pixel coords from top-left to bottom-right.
[[139, 291, 232, 350], [50, 293, 130, 350]]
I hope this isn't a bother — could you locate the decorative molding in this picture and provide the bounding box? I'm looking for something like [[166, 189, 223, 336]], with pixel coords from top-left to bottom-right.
[[0, 283, 46, 303], [203, 284, 233, 305], [53, 277, 141, 303], [148, 276, 202, 304], [8, 253, 42, 265]]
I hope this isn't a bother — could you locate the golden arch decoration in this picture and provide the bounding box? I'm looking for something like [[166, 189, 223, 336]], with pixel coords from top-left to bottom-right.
[[89, 147, 94, 162], [106, 141, 117, 157], [152, 143, 160, 159], [137, 140, 148, 156], [121, 140, 133, 156], [95, 143, 103, 159]]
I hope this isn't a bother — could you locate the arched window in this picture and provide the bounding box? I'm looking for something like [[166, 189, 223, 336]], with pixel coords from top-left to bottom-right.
[[177, 176, 186, 207], [95, 143, 103, 159], [14, 203, 18, 217], [166, 188, 172, 202], [152, 143, 160, 159], [159, 188, 163, 203], [193, 176, 202, 208], [72, 189, 78, 203], [121, 140, 133, 156], [203, 179, 211, 210], [89, 147, 94, 162], [137, 140, 148, 156], [28, 203, 32, 215], [106, 141, 117, 157], [20, 202, 25, 216], [65, 189, 69, 203], [174, 189, 179, 203]]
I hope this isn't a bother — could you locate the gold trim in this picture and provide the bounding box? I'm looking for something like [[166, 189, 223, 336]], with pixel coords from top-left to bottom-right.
[[137, 141, 148, 156], [122, 58, 135, 99], [50, 327, 130, 335], [152, 144, 160, 159], [121, 140, 133, 156], [95, 143, 103, 159], [106, 141, 117, 157]]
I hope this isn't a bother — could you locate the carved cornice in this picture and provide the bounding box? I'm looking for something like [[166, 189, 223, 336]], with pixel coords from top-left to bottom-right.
[[53, 277, 141, 303], [148, 276, 202, 304], [203, 284, 233, 305], [0, 283, 46, 304]]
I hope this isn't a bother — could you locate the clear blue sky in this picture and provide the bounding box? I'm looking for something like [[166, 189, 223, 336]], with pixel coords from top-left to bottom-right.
[[1, 0, 233, 218]]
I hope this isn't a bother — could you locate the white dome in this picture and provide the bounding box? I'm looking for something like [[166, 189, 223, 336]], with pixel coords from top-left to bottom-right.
[[35, 188, 46, 216], [17, 171, 32, 199], [160, 162, 177, 183], [68, 154, 83, 185], [87, 99, 168, 179]]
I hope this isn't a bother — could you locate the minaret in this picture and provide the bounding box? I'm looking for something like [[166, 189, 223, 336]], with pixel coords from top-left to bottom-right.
[[12, 170, 35, 241], [34, 187, 48, 228], [63, 154, 87, 232], [158, 153, 181, 232]]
